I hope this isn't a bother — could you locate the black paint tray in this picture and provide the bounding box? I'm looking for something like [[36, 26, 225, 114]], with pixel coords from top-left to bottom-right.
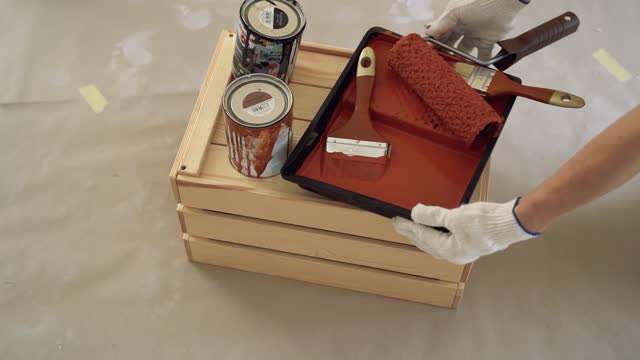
[[281, 27, 519, 219]]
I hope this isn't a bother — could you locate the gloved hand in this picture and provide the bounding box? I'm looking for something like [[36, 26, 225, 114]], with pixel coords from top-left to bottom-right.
[[392, 198, 540, 264], [424, 0, 530, 60]]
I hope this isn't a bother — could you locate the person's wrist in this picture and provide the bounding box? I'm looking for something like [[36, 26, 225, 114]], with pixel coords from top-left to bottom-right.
[[513, 194, 549, 233]]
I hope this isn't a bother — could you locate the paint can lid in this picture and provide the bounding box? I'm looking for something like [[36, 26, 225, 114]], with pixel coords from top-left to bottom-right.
[[241, 0, 305, 39], [223, 74, 293, 128]]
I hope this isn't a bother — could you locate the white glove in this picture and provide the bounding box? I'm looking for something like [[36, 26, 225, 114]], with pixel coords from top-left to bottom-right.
[[424, 0, 530, 60], [392, 198, 540, 264]]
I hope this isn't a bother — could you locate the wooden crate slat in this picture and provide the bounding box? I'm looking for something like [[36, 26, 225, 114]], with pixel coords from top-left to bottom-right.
[[195, 144, 328, 200], [289, 83, 331, 121], [290, 50, 350, 89], [178, 31, 236, 177], [170, 31, 234, 202], [184, 235, 458, 307], [451, 283, 466, 309], [179, 206, 463, 281], [179, 143, 489, 245], [178, 159, 413, 245], [298, 41, 353, 58]]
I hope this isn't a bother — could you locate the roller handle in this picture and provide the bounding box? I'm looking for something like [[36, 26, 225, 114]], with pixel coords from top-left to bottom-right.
[[495, 11, 580, 70]]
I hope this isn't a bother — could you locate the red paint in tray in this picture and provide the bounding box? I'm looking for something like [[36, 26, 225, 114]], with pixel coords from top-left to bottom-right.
[[294, 32, 512, 211]]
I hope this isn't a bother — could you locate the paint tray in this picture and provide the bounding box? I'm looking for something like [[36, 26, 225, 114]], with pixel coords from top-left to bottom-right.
[[281, 27, 519, 219]]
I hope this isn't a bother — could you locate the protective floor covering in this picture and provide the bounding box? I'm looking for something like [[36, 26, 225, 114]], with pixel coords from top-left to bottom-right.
[[1, 1, 639, 359]]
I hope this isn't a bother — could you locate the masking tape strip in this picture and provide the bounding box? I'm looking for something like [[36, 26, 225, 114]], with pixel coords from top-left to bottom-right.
[[78, 85, 108, 113], [592, 49, 633, 83]]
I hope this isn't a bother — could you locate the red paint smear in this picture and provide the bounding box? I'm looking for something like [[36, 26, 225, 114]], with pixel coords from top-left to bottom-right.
[[296, 32, 511, 210], [226, 110, 293, 178]]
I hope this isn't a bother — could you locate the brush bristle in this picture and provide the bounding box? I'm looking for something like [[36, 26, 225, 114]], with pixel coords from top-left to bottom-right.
[[325, 152, 388, 181]]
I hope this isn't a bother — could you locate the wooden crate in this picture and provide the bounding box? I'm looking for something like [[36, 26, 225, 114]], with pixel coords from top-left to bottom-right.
[[170, 30, 489, 308]]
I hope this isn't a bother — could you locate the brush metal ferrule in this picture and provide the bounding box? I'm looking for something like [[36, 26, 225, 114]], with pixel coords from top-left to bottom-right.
[[454, 63, 496, 93], [326, 137, 390, 158]]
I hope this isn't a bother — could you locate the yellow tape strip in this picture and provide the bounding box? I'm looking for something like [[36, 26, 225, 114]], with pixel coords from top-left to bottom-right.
[[78, 85, 108, 113], [592, 49, 633, 83]]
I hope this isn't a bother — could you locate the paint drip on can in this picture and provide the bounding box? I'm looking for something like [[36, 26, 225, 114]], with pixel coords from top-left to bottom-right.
[[233, 0, 306, 83], [223, 74, 294, 178]]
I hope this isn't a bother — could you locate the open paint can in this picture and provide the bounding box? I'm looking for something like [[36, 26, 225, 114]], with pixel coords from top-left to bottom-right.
[[233, 0, 306, 83], [223, 74, 294, 178]]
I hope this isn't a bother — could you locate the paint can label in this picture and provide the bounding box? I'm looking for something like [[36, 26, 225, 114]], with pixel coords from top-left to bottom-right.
[[243, 91, 275, 116], [259, 7, 289, 29], [223, 74, 294, 178], [226, 122, 291, 178], [232, 0, 306, 83], [259, 7, 275, 28]]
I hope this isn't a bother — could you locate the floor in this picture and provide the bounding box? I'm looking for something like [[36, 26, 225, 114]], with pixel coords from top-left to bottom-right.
[[1, 0, 639, 359]]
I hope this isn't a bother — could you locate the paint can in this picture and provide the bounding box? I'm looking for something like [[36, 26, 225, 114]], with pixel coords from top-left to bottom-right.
[[223, 74, 294, 178], [233, 0, 306, 83]]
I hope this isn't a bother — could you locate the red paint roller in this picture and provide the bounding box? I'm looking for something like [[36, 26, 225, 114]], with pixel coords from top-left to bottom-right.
[[388, 33, 502, 146]]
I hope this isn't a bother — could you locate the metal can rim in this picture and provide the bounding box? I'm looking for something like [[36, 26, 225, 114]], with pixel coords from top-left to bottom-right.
[[223, 74, 294, 129], [239, 0, 307, 40]]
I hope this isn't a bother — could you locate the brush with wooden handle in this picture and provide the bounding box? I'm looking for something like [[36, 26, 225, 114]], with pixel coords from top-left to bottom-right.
[[325, 46, 391, 181], [454, 62, 586, 108]]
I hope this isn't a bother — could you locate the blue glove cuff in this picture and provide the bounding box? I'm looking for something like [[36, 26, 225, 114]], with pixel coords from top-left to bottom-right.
[[519, 0, 530, 4], [513, 197, 542, 236]]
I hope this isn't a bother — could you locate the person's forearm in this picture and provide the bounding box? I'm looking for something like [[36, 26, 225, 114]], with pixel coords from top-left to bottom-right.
[[516, 105, 640, 232]]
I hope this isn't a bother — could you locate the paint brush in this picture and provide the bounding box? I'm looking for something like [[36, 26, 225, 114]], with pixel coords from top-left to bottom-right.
[[453, 62, 585, 108], [423, 12, 580, 70], [325, 46, 391, 181]]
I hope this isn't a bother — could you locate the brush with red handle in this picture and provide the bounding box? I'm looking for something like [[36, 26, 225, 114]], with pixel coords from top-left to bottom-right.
[[453, 62, 585, 108], [325, 46, 391, 181]]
